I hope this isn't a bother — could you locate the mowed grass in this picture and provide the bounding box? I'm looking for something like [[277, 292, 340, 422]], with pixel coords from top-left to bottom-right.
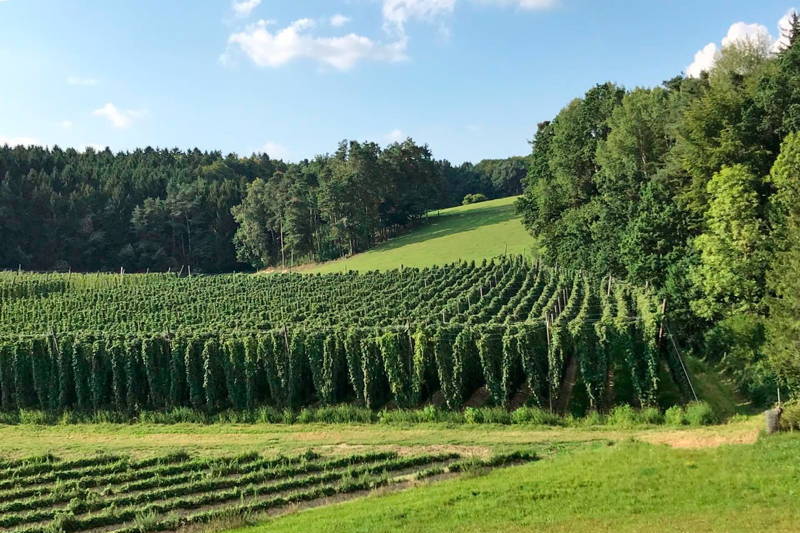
[[0, 417, 761, 460], [229, 434, 800, 533], [310, 196, 535, 273], [0, 419, 781, 532]]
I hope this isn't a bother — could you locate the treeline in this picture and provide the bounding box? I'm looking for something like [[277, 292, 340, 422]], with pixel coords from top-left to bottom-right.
[[0, 141, 524, 272], [516, 15, 800, 401]]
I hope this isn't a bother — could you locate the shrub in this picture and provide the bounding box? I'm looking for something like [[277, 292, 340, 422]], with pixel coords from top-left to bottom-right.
[[511, 407, 561, 425], [463, 407, 481, 424], [297, 408, 315, 424], [281, 408, 297, 424], [639, 407, 663, 425], [664, 405, 686, 426], [606, 404, 639, 428], [581, 410, 605, 426], [19, 409, 52, 425], [475, 407, 512, 425], [462, 193, 488, 205], [685, 401, 717, 426], [779, 401, 800, 431], [256, 406, 282, 423]]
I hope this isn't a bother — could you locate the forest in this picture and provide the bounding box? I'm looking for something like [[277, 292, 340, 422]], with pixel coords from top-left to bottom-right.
[[516, 15, 800, 402], [0, 141, 525, 273]]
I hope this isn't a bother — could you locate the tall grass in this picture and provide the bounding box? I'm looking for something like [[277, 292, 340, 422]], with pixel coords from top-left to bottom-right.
[[0, 402, 721, 427]]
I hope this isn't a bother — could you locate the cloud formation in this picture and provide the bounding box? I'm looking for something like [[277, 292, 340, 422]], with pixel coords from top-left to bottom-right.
[[232, 0, 260, 18], [224, 0, 556, 70], [227, 19, 406, 70], [92, 103, 144, 129], [330, 14, 351, 28], [686, 9, 796, 78], [382, 0, 456, 35]]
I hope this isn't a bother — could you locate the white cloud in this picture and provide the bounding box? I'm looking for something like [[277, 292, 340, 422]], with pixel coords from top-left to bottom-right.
[[385, 129, 406, 143], [686, 11, 797, 77], [232, 0, 260, 18], [774, 9, 797, 52], [474, 0, 557, 9], [721, 21, 773, 49], [0, 135, 40, 147], [330, 14, 351, 28], [66, 75, 98, 86], [382, 0, 455, 35], [92, 103, 144, 129], [379, 0, 554, 45], [60, 120, 73, 129], [686, 42, 719, 78], [260, 141, 289, 160], [226, 18, 407, 70]]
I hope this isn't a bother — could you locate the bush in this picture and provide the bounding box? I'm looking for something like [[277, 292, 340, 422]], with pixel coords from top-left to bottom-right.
[[779, 401, 800, 431], [511, 407, 561, 425], [581, 410, 605, 426], [463, 407, 481, 424], [685, 401, 717, 426], [295, 405, 375, 424], [640, 407, 663, 425], [463, 407, 511, 425], [477, 407, 512, 425], [256, 406, 283, 423], [606, 405, 639, 428], [19, 409, 53, 425], [664, 405, 686, 426], [462, 193, 488, 205]]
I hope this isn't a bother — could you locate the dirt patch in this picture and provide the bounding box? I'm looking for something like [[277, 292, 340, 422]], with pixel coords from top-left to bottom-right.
[[305, 442, 493, 459]]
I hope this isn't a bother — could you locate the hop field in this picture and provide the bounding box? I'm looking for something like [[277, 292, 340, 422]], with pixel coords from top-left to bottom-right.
[[0, 257, 687, 414]]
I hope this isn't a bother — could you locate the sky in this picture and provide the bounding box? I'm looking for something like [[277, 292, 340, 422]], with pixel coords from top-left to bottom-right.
[[0, 0, 797, 163]]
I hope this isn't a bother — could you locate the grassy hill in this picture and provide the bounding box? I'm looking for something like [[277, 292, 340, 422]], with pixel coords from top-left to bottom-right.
[[309, 196, 535, 274]]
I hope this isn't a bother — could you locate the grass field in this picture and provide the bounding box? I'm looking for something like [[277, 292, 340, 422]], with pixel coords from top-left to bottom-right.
[[230, 434, 800, 533], [309, 196, 535, 273], [0, 417, 790, 532]]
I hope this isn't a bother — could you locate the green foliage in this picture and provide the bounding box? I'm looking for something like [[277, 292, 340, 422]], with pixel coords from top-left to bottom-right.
[[0, 261, 668, 413], [664, 405, 686, 426], [691, 165, 770, 320], [514, 42, 800, 404], [704, 314, 777, 404], [684, 401, 717, 426], [2, 139, 515, 273], [462, 193, 488, 205]]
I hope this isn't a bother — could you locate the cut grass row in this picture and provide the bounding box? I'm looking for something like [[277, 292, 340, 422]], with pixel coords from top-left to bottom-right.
[[0, 452, 400, 524], [0, 447, 538, 533], [0, 453, 261, 504], [0, 452, 244, 494], [8, 453, 475, 533], [0, 452, 325, 514], [110, 452, 537, 533]]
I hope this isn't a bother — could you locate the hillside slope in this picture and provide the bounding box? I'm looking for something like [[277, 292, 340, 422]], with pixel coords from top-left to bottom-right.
[[309, 196, 535, 273]]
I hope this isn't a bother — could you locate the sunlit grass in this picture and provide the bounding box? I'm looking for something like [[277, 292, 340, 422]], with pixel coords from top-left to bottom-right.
[[309, 196, 536, 273]]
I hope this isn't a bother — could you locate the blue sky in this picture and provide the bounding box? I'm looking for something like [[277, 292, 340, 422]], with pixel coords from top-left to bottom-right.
[[0, 0, 796, 163]]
